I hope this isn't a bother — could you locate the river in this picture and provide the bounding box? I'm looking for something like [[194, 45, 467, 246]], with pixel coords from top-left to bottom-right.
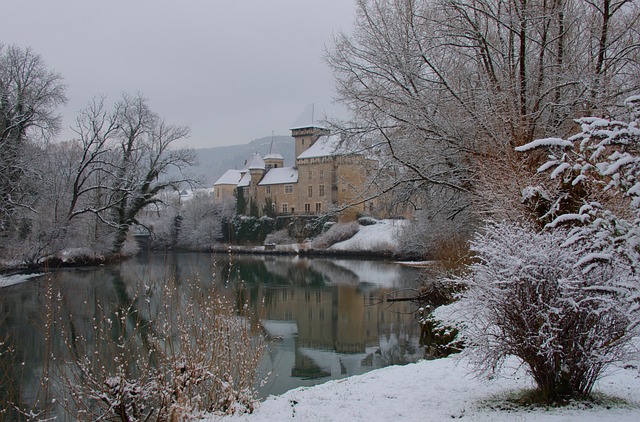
[[0, 251, 427, 417]]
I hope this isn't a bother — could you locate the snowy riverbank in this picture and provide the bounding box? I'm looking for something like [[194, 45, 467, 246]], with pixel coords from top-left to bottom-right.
[[207, 354, 640, 421]]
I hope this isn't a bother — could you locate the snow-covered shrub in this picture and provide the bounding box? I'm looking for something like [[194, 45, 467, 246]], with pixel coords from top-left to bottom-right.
[[357, 216, 378, 226], [398, 210, 473, 266], [57, 277, 265, 420], [0, 333, 15, 419], [418, 307, 463, 358], [311, 221, 359, 249], [516, 95, 640, 272], [264, 229, 294, 245], [456, 222, 635, 403], [302, 214, 333, 238]]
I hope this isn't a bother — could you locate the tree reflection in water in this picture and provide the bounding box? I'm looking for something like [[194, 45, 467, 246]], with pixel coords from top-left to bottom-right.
[[0, 252, 427, 415]]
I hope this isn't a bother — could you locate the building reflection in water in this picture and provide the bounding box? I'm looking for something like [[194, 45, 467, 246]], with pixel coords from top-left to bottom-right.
[[0, 252, 424, 408], [237, 256, 424, 396]]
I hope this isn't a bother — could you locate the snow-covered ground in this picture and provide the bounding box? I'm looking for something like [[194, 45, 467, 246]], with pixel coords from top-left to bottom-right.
[[206, 355, 640, 421], [329, 219, 405, 252]]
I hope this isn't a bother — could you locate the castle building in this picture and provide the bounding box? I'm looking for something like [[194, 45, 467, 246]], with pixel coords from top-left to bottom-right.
[[213, 110, 378, 221]]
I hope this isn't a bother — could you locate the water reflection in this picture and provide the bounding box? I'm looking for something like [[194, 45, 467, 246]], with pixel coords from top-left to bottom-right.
[[0, 252, 424, 415]]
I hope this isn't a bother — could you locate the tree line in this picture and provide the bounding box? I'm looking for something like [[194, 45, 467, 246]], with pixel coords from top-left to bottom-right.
[[0, 44, 197, 265]]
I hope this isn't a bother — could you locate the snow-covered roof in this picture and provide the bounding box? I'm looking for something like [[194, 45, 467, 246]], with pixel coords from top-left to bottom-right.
[[290, 103, 327, 131], [265, 136, 284, 160], [237, 172, 252, 187], [258, 167, 298, 185], [297, 134, 345, 159], [264, 152, 284, 160], [213, 169, 242, 186], [248, 153, 265, 170]]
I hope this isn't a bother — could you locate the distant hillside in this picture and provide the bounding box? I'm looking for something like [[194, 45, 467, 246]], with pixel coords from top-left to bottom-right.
[[187, 135, 295, 187]]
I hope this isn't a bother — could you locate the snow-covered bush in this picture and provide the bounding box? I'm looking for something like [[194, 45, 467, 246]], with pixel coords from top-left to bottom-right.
[[57, 277, 265, 420], [311, 221, 359, 249], [399, 210, 473, 265], [264, 229, 294, 245], [456, 222, 634, 403], [357, 216, 378, 226], [516, 95, 640, 273], [0, 333, 15, 419]]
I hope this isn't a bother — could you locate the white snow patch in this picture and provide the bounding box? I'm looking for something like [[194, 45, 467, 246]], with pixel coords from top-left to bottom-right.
[[0, 273, 43, 288], [262, 320, 298, 338], [329, 220, 406, 252]]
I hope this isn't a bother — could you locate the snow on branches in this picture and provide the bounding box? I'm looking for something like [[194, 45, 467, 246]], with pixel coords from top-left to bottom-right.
[[517, 96, 640, 274], [452, 96, 640, 402], [456, 222, 633, 402]]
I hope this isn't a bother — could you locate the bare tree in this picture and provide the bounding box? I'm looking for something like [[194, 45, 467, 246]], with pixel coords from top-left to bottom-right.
[[63, 93, 197, 254], [326, 0, 640, 224], [0, 44, 66, 232]]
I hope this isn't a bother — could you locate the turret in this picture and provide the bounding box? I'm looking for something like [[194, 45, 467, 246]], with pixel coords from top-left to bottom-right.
[[264, 136, 284, 169], [290, 104, 330, 159]]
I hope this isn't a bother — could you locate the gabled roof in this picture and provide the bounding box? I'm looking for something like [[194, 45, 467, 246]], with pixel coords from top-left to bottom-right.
[[237, 171, 252, 188], [258, 167, 298, 185], [297, 134, 345, 159], [213, 169, 242, 186]]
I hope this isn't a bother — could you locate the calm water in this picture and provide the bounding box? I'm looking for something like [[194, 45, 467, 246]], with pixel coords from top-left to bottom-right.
[[0, 252, 425, 414]]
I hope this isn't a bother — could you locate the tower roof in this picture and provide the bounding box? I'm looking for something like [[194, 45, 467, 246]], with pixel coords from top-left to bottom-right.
[[290, 103, 327, 131], [247, 152, 265, 170], [264, 135, 283, 160], [264, 151, 283, 160]]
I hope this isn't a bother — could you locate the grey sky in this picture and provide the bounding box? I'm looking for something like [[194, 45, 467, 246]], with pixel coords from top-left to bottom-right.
[[1, 0, 355, 148]]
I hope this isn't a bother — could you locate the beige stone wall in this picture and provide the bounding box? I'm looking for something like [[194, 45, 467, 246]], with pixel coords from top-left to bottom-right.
[[335, 157, 373, 221], [213, 184, 237, 205], [256, 182, 299, 215], [295, 159, 334, 216]]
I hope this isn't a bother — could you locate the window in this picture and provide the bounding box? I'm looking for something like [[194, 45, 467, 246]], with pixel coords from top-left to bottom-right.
[[308, 170, 312, 179], [315, 202, 322, 213], [282, 203, 288, 213], [304, 203, 311, 213], [285, 185, 293, 194], [319, 184, 325, 197], [319, 170, 324, 180], [266, 186, 271, 195], [308, 186, 313, 197]]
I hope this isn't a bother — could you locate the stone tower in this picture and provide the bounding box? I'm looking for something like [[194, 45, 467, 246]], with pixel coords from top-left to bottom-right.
[[290, 104, 330, 160]]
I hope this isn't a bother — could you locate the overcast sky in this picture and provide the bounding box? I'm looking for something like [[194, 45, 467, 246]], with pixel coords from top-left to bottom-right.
[[1, 1, 355, 148]]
